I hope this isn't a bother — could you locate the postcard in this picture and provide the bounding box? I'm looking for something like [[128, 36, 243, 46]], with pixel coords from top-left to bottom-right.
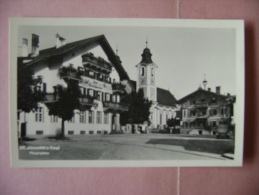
[[9, 18, 244, 167]]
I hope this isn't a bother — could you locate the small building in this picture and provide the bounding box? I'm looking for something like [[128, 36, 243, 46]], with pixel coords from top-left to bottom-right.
[[18, 34, 132, 136], [177, 86, 235, 134]]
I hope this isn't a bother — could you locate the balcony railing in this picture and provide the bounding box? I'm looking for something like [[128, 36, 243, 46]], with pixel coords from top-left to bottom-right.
[[79, 96, 94, 105], [59, 71, 81, 81], [78, 67, 112, 84], [195, 102, 208, 108], [103, 102, 128, 112], [82, 53, 112, 72], [112, 83, 125, 93]]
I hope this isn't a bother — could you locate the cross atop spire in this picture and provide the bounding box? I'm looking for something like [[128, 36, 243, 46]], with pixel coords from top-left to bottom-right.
[[202, 74, 208, 90], [146, 36, 148, 48]]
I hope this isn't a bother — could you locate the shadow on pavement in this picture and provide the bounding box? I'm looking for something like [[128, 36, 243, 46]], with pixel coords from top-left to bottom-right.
[[146, 139, 234, 154]]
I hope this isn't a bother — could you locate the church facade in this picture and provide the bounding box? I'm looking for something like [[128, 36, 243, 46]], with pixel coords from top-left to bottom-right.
[[135, 45, 178, 129]]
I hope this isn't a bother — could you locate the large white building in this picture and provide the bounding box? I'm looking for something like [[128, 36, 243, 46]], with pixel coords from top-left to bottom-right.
[[18, 34, 133, 136], [135, 45, 178, 129]]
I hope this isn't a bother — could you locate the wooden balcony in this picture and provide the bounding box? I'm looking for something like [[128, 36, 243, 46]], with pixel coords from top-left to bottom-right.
[[59, 71, 81, 81], [82, 53, 112, 72], [103, 102, 128, 112]]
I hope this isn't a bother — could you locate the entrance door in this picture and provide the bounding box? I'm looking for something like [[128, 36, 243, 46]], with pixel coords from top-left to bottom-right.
[[21, 122, 26, 137]]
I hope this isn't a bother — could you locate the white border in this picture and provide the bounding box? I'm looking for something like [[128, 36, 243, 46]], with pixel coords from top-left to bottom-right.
[[9, 18, 245, 167]]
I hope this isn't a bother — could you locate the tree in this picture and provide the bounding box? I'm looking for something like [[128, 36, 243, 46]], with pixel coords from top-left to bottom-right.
[[120, 88, 152, 125], [48, 71, 81, 138], [18, 64, 45, 114]]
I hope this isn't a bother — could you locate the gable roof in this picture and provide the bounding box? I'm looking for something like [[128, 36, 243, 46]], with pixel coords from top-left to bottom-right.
[[128, 80, 137, 91], [157, 88, 177, 107], [26, 35, 130, 81], [177, 88, 228, 104]]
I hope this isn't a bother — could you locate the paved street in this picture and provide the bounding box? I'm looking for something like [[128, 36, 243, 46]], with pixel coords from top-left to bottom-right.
[[19, 134, 234, 160]]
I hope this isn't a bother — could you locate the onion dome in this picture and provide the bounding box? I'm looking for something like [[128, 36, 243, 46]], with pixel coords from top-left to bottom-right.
[[140, 47, 153, 64]]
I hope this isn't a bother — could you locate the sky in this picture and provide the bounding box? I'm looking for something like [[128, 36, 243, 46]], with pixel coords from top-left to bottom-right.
[[18, 23, 236, 99]]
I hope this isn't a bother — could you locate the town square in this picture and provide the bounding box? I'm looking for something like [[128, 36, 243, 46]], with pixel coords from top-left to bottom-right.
[[10, 18, 244, 165]]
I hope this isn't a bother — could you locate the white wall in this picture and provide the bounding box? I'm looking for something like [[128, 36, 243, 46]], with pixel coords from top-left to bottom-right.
[[24, 102, 113, 136]]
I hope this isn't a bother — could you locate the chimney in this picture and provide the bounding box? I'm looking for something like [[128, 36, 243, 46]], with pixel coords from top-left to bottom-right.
[[208, 87, 211, 92], [31, 34, 39, 56], [56, 34, 66, 48], [18, 38, 29, 57], [216, 86, 221, 94]]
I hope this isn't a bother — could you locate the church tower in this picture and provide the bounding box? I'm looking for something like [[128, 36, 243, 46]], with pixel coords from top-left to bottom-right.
[[136, 42, 158, 102]]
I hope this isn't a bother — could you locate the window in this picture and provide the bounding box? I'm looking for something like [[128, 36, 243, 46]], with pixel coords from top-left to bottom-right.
[[117, 95, 120, 103], [99, 74, 103, 81], [106, 93, 110, 101], [97, 91, 102, 101], [80, 111, 86, 123], [89, 71, 95, 78], [35, 107, 44, 122], [80, 87, 84, 95], [78, 67, 84, 74], [36, 130, 43, 135], [50, 115, 58, 123], [225, 108, 229, 116], [141, 67, 145, 76], [89, 111, 94, 124], [68, 131, 74, 135], [112, 95, 116, 103], [104, 113, 109, 124], [35, 82, 46, 93], [80, 87, 87, 96], [89, 131, 94, 134], [201, 110, 206, 116], [97, 111, 102, 124], [221, 107, 224, 115], [80, 131, 85, 135], [89, 89, 94, 97], [210, 109, 217, 116]]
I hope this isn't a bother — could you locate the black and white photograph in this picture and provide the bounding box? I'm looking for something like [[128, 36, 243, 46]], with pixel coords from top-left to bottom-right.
[[9, 18, 244, 167]]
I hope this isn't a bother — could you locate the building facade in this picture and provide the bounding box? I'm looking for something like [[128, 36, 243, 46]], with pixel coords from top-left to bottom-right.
[[18, 34, 131, 136], [177, 86, 235, 134], [136, 45, 178, 129]]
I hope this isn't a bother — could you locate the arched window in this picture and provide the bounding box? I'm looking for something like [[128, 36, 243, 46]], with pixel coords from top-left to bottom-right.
[[141, 67, 145, 76]]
